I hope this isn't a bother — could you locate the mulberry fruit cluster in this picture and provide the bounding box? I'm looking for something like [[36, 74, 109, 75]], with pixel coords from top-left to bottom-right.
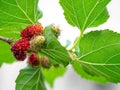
[[11, 24, 43, 61], [11, 24, 52, 67]]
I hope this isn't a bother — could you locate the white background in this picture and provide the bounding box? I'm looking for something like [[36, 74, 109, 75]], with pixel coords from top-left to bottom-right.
[[0, 0, 120, 90]]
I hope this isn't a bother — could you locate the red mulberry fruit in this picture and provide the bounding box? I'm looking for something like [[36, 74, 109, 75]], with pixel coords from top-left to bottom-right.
[[20, 24, 43, 40], [28, 53, 40, 66], [13, 51, 26, 61], [11, 39, 30, 61], [11, 39, 30, 52]]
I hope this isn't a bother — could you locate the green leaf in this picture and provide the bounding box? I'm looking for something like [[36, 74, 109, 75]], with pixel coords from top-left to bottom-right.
[[72, 61, 107, 83], [0, 41, 15, 66], [76, 30, 120, 83], [0, 0, 42, 39], [59, 0, 110, 31], [0, 25, 27, 39], [41, 25, 71, 66], [0, 0, 42, 66], [43, 66, 66, 87], [16, 66, 47, 90]]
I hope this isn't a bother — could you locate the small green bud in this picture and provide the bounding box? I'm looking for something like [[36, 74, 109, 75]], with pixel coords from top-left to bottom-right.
[[52, 25, 61, 38], [69, 51, 77, 61]]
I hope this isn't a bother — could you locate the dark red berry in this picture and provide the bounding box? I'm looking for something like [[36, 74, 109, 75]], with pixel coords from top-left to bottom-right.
[[20, 24, 43, 40], [11, 39, 30, 61], [13, 51, 26, 61], [11, 39, 30, 52], [28, 53, 40, 66]]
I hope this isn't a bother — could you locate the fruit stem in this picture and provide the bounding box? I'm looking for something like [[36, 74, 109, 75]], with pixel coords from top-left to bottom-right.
[[0, 36, 13, 45], [68, 31, 83, 51]]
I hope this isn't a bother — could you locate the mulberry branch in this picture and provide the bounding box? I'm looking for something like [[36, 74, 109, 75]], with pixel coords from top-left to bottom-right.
[[0, 36, 13, 45]]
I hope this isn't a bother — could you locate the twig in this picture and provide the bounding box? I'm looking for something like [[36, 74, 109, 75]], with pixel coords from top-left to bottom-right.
[[0, 36, 13, 45]]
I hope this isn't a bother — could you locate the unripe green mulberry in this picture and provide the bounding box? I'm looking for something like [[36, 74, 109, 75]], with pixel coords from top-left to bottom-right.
[[30, 36, 45, 52], [40, 56, 51, 68], [52, 25, 61, 38]]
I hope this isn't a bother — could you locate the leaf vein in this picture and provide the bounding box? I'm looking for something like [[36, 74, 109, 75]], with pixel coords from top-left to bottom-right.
[[90, 65, 118, 81], [80, 43, 120, 59], [16, 0, 34, 24], [87, 7, 107, 27], [104, 53, 120, 64], [0, 10, 28, 21], [70, 0, 81, 29], [21, 69, 39, 89], [82, 0, 99, 30], [1, 0, 17, 7]]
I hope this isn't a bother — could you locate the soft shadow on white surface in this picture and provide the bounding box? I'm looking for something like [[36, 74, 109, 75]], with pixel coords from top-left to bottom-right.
[[0, 64, 120, 90], [0, 62, 26, 90]]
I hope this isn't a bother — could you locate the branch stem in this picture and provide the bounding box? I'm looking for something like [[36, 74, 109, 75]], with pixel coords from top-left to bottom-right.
[[0, 36, 13, 45]]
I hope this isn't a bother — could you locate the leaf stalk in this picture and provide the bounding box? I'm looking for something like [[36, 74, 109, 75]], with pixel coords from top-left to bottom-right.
[[69, 31, 83, 51]]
